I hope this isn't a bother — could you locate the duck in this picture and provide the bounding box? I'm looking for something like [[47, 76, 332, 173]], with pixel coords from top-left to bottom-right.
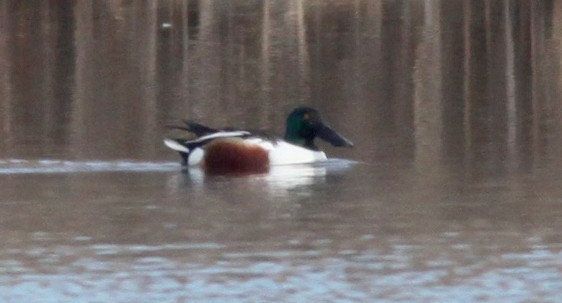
[[163, 106, 353, 174]]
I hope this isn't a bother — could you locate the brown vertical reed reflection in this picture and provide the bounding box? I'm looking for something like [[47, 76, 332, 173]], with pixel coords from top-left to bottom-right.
[[1, 0, 562, 166], [413, 1, 442, 175], [0, 1, 12, 150], [0, 1, 162, 159], [436, 0, 562, 175], [305, 1, 386, 160], [542, 1, 562, 168], [180, 0, 315, 129], [0, 1, 75, 157], [72, 1, 158, 159]]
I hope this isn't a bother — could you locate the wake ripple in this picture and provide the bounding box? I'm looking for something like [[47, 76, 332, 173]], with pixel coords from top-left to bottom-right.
[[0, 159, 179, 175]]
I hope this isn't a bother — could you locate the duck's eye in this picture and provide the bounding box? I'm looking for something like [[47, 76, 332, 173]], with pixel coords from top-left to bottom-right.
[[303, 113, 309, 120]]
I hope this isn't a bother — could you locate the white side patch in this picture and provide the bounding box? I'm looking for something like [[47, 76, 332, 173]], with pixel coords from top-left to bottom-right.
[[164, 139, 190, 153], [188, 148, 205, 166]]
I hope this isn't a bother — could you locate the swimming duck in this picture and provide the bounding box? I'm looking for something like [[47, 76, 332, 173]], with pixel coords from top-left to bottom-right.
[[164, 107, 353, 174]]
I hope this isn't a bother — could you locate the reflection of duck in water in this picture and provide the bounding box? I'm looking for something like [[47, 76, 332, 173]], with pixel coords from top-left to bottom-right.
[[164, 107, 353, 174]]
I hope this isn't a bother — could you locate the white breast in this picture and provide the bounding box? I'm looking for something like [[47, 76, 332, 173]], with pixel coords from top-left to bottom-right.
[[267, 141, 327, 165]]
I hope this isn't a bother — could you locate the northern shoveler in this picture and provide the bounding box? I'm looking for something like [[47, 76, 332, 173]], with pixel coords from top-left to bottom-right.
[[164, 107, 353, 174]]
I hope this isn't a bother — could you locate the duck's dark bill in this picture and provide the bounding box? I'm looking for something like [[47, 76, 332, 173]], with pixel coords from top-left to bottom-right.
[[316, 125, 354, 147]]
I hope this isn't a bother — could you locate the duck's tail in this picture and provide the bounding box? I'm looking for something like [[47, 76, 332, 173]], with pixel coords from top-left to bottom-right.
[[163, 138, 189, 153], [163, 138, 190, 166], [166, 120, 218, 137]]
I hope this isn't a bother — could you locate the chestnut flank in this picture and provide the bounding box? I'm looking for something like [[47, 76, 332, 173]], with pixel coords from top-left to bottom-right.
[[203, 139, 269, 174]]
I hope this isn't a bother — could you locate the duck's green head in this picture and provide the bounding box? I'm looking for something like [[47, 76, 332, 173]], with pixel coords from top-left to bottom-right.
[[284, 107, 354, 150]]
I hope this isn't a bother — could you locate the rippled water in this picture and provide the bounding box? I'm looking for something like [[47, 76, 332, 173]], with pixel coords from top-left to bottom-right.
[[2, 1, 562, 302], [0, 159, 179, 174], [2, 159, 562, 302]]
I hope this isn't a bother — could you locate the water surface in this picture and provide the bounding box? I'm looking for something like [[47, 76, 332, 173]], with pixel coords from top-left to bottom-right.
[[2, 1, 562, 302]]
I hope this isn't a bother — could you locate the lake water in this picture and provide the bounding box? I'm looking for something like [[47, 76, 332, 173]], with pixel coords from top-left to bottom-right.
[[2, 1, 562, 302]]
